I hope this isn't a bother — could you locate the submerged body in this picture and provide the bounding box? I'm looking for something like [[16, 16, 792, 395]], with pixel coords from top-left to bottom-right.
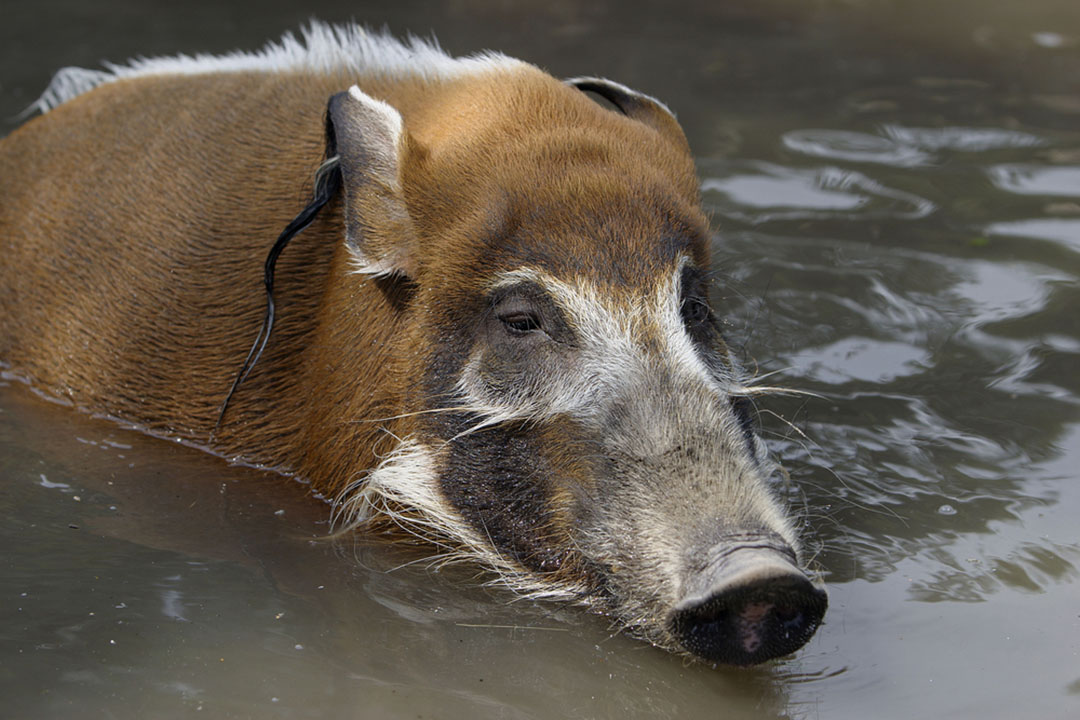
[[0, 23, 824, 665]]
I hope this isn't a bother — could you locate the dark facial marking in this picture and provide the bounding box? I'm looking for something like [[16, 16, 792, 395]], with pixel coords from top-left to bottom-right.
[[487, 281, 575, 346], [417, 279, 589, 574], [729, 394, 758, 458], [679, 264, 731, 377], [433, 414, 570, 573], [679, 265, 759, 457]]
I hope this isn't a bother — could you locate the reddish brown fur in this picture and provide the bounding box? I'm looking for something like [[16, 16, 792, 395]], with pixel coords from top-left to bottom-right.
[[0, 64, 705, 501]]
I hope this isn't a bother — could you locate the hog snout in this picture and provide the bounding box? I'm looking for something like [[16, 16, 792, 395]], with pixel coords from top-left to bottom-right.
[[670, 544, 827, 666]]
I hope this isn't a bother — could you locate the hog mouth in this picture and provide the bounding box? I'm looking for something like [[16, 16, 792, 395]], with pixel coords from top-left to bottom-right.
[[667, 541, 827, 666]]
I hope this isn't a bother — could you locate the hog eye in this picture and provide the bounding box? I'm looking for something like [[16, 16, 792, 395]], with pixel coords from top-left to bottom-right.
[[681, 297, 711, 328], [499, 311, 542, 335]]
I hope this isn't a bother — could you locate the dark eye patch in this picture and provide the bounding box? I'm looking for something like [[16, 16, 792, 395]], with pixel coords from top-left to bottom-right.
[[494, 293, 544, 335], [678, 263, 736, 381], [487, 281, 574, 346], [679, 264, 718, 339], [729, 394, 757, 453], [501, 312, 542, 334]]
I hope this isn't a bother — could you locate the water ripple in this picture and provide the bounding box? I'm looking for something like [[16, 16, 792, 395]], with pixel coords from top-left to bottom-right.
[[949, 260, 1063, 323], [786, 338, 929, 385], [907, 540, 1080, 602], [701, 162, 935, 223], [781, 126, 1048, 169], [881, 125, 1047, 152], [985, 218, 1080, 251], [782, 129, 932, 167], [986, 164, 1080, 197]]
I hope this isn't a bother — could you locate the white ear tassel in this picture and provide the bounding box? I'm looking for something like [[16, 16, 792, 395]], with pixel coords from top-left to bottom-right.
[[347, 85, 404, 147]]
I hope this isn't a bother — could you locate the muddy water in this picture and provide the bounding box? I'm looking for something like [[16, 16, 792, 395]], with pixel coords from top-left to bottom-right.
[[2, 1, 1079, 718]]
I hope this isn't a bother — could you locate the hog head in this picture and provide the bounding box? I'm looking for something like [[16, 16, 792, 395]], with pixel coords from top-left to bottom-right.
[[326, 75, 826, 666]]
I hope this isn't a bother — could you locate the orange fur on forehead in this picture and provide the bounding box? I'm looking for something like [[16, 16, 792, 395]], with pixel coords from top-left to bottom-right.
[[411, 177, 710, 296], [402, 68, 702, 208], [398, 70, 709, 290]]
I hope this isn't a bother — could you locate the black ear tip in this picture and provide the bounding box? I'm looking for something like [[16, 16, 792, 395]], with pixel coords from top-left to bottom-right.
[[327, 90, 352, 119], [564, 76, 642, 117], [324, 92, 351, 158]]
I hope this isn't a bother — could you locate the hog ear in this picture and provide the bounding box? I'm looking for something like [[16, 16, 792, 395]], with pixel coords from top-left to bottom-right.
[[327, 86, 419, 278], [565, 76, 690, 153]]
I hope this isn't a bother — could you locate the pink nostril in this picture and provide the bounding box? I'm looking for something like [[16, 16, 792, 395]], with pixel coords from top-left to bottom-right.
[[739, 601, 774, 624], [737, 601, 774, 654]]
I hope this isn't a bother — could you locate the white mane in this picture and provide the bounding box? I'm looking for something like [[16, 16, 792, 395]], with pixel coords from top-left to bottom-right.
[[33, 21, 525, 114]]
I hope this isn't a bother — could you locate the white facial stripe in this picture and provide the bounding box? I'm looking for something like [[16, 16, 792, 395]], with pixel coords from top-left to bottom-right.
[[658, 258, 733, 393], [458, 262, 731, 426], [332, 435, 438, 529], [458, 268, 638, 425]]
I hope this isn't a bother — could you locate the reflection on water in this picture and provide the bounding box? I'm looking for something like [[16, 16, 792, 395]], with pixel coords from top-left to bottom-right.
[[987, 164, 1080, 197], [701, 162, 934, 222], [779, 126, 1048, 168], [786, 337, 929, 384], [781, 129, 934, 167], [2, 0, 1080, 718], [987, 218, 1080, 250], [880, 125, 1046, 152], [910, 539, 1080, 602]]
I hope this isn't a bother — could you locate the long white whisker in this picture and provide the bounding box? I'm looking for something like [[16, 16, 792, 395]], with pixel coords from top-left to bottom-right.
[[731, 384, 825, 400], [758, 408, 813, 443]]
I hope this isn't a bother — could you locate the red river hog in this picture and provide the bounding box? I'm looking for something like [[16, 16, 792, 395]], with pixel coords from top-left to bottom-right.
[[0, 22, 825, 665]]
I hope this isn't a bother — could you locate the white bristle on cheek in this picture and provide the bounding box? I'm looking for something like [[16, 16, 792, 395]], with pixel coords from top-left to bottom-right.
[[331, 435, 588, 602]]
